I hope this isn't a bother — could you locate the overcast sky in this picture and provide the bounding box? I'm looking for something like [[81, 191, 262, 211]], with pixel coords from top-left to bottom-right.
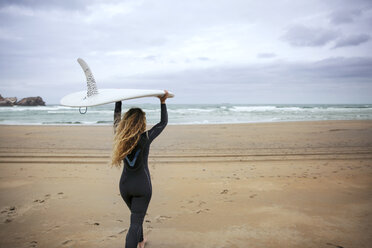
[[0, 0, 371, 104]]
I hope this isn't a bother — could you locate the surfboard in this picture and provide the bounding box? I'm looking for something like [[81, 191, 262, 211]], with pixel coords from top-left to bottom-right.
[[60, 58, 174, 107]]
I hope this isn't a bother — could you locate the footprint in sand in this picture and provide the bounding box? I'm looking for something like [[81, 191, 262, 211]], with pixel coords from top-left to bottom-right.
[[155, 215, 172, 223], [61, 239, 75, 246], [33, 193, 53, 204], [220, 189, 229, 194], [45, 225, 61, 233], [84, 221, 100, 226], [196, 208, 210, 214], [1, 206, 17, 223], [29, 240, 38, 247], [57, 192, 67, 200], [118, 228, 127, 234], [326, 242, 344, 248]]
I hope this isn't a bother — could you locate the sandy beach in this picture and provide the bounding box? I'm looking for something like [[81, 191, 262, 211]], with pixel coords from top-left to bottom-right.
[[0, 120, 371, 248]]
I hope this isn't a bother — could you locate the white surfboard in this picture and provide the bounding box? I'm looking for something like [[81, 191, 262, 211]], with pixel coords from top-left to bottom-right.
[[60, 58, 174, 107]]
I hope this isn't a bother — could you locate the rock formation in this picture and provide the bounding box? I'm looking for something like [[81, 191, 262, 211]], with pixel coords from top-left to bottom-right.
[[0, 94, 45, 106], [16, 96, 46, 106], [0, 95, 18, 106]]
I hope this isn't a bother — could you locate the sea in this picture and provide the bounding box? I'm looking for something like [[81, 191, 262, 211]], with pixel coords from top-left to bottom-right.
[[0, 104, 371, 125]]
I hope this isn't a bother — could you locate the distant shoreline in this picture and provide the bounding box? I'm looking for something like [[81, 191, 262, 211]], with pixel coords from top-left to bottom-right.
[[1, 103, 371, 125]]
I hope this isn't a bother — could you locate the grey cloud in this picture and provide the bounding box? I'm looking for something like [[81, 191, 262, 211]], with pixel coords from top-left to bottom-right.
[[143, 55, 158, 61], [282, 25, 340, 47], [333, 34, 370, 48], [197, 57, 210, 61], [0, 0, 95, 10], [125, 56, 372, 84], [329, 9, 362, 25], [117, 56, 372, 103], [325, 0, 372, 10], [288, 57, 372, 78], [257, 53, 276, 59]]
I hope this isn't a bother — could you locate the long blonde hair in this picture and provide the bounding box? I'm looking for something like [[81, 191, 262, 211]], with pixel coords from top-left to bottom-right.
[[111, 108, 146, 167]]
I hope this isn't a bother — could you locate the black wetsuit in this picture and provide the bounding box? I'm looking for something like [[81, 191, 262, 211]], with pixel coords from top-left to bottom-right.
[[119, 103, 167, 248]]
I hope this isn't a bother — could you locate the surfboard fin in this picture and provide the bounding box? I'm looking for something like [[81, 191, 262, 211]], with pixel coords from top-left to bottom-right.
[[77, 58, 99, 98]]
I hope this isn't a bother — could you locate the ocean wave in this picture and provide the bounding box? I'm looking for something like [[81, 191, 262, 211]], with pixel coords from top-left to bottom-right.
[[96, 120, 112, 124], [168, 108, 216, 114], [42, 121, 84, 124], [230, 106, 279, 112], [230, 105, 372, 112], [0, 105, 72, 112], [46, 110, 114, 114], [41, 121, 107, 125]]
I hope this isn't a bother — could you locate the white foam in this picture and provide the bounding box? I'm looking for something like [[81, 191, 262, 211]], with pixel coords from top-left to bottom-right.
[[230, 106, 277, 112], [0, 105, 72, 111]]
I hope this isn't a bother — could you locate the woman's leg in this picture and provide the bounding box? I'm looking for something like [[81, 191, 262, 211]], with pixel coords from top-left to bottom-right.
[[125, 195, 151, 248]]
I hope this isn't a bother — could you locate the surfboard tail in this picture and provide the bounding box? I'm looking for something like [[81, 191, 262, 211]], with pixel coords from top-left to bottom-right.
[[77, 58, 99, 97]]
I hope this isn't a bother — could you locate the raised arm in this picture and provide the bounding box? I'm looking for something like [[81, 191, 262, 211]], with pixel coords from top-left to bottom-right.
[[147, 90, 169, 142], [113, 101, 122, 134]]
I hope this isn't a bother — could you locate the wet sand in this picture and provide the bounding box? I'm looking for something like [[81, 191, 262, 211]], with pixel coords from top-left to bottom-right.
[[0, 120, 371, 248]]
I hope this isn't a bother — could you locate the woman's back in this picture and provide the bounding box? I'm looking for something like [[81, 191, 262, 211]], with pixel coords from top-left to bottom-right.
[[122, 103, 168, 173]]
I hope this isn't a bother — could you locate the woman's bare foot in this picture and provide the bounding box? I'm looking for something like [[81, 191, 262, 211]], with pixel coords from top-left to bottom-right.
[[138, 237, 146, 248]]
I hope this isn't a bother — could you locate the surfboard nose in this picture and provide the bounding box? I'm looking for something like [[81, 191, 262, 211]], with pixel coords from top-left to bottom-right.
[[77, 58, 99, 97]]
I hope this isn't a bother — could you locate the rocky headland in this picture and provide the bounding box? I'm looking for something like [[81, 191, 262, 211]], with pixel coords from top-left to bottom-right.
[[0, 94, 46, 106]]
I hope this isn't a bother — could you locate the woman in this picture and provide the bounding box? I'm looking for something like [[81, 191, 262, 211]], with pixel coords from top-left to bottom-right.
[[112, 90, 169, 248]]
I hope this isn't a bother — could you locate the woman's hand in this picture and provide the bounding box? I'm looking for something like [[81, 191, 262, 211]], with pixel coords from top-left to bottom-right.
[[158, 90, 169, 104], [113, 101, 122, 132], [115, 101, 122, 112]]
